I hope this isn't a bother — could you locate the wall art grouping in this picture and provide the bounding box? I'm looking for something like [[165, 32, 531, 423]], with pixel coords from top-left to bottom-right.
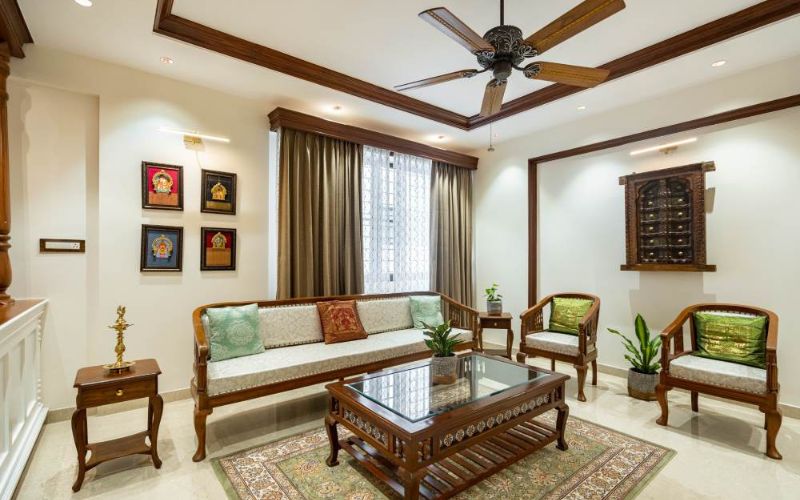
[[140, 161, 238, 272]]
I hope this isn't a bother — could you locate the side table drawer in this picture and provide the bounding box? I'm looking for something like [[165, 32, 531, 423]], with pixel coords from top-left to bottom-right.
[[482, 318, 509, 329], [78, 377, 156, 407]]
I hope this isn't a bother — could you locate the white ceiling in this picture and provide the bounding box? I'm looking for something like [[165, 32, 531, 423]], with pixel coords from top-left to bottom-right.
[[18, 0, 800, 152]]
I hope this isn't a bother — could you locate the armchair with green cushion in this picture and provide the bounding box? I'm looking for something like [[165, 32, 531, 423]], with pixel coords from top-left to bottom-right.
[[516, 293, 601, 402], [656, 303, 781, 459]]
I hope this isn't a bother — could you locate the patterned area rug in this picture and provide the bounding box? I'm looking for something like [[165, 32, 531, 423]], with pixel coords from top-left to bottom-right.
[[213, 413, 674, 500]]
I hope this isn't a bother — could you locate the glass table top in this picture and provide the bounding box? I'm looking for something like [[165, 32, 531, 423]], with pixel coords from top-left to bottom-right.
[[346, 354, 549, 422]]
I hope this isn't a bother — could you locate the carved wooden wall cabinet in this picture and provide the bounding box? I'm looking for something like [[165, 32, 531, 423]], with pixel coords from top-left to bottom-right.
[[620, 162, 716, 272]]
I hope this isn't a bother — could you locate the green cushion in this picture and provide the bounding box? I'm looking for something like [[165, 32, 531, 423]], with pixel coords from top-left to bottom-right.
[[409, 295, 445, 329], [693, 311, 767, 369], [207, 303, 264, 362], [548, 297, 594, 335]]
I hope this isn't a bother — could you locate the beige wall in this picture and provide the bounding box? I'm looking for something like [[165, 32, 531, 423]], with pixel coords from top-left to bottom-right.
[[8, 46, 275, 409], [473, 56, 800, 408]]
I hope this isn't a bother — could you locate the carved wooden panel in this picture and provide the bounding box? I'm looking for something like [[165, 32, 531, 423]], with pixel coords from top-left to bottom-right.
[[620, 162, 716, 272]]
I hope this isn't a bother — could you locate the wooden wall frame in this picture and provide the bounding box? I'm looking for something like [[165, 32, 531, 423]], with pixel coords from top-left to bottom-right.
[[268, 107, 479, 169], [153, 0, 800, 130], [619, 162, 716, 272], [527, 93, 800, 306]]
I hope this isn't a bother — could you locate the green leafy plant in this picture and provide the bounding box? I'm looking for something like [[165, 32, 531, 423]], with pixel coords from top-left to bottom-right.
[[607, 314, 661, 374], [484, 283, 502, 302], [422, 320, 463, 357]]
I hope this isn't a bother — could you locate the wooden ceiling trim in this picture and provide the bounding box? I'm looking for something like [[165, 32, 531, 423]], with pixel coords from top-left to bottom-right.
[[526, 92, 800, 306], [268, 107, 479, 169], [470, 0, 800, 128], [153, 0, 469, 130], [154, 1, 800, 131], [0, 0, 32, 58]]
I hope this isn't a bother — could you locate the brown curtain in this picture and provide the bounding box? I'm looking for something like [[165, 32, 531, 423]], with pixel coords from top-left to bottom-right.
[[277, 128, 364, 298], [430, 161, 475, 306]]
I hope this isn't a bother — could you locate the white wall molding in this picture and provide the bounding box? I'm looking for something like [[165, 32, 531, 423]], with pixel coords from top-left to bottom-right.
[[0, 300, 48, 500]]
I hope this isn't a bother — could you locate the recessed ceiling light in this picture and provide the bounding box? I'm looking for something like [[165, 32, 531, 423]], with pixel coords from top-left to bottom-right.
[[711, 60, 727, 67], [160, 56, 174, 65], [577, 105, 587, 111], [74, 0, 93, 7], [331, 105, 343, 112]]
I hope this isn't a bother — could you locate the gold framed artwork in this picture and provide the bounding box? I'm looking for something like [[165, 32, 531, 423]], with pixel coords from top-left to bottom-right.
[[141, 224, 183, 272], [200, 227, 236, 271], [141, 161, 184, 211], [201, 169, 237, 215]]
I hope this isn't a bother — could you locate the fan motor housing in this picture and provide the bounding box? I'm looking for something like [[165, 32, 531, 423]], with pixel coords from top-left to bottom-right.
[[479, 25, 536, 70]]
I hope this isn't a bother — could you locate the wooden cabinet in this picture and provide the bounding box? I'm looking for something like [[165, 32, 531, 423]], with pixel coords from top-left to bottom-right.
[[620, 162, 716, 272]]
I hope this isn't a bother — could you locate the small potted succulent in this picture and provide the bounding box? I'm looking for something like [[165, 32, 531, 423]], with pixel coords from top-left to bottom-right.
[[608, 314, 661, 401], [485, 283, 503, 315], [423, 320, 463, 385]]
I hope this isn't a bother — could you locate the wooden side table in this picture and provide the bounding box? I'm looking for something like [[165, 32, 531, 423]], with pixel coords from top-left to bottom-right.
[[479, 312, 514, 359], [71, 358, 163, 492]]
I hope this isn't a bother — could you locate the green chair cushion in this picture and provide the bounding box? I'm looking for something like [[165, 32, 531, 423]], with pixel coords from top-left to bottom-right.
[[409, 295, 445, 329], [693, 311, 767, 369], [207, 303, 265, 362], [548, 297, 594, 336]]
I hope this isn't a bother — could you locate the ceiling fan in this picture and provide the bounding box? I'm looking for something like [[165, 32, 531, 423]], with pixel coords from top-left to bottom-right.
[[395, 0, 626, 117]]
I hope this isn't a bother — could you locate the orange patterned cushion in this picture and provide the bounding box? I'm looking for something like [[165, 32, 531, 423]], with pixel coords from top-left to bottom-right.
[[317, 300, 368, 344]]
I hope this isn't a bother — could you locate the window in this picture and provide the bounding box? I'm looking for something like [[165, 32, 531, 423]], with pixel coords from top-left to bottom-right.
[[362, 146, 431, 293]]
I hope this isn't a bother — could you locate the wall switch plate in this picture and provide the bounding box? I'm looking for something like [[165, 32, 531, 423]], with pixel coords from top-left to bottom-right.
[[39, 239, 86, 253]]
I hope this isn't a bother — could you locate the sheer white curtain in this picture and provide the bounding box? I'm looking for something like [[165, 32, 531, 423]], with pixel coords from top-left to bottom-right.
[[362, 146, 432, 293]]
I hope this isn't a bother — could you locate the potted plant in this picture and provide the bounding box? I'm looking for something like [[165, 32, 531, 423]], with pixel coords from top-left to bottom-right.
[[423, 320, 463, 385], [485, 283, 503, 315], [608, 314, 661, 401]]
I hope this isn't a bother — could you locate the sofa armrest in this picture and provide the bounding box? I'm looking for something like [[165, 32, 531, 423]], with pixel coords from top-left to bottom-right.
[[765, 312, 779, 392], [578, 298, 601, 355], [191, 307, 210, 397], [660, 307, 694, 371], [440, 293, 480, 348], [519, 295, 553, 348]]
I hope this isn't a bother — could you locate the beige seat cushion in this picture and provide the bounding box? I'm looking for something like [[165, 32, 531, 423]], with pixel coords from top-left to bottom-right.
[[670, 355, 766, 394], [525, 331, 596, 356], [207, 328, 473, 396], [356, 297, 414, 334]]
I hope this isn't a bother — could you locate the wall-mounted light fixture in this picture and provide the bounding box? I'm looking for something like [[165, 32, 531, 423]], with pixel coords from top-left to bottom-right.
[[158, 127, 230, 143], [630, 137, 697, 156]]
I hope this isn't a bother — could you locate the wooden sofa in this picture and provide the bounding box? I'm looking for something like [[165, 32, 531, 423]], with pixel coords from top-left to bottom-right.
[[190, 291, 479, 461]]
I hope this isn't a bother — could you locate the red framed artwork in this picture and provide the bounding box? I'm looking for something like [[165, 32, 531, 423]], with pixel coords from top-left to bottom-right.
[[200, 227, 236, 271], [141, 161, 184, 210]]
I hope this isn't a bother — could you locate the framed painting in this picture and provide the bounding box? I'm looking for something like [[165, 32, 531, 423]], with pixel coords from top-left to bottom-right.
[[141, 224, 183, 272], [142, 161, 184, 210], [200, 227, 236, 271], [201, 169, 237, 215]]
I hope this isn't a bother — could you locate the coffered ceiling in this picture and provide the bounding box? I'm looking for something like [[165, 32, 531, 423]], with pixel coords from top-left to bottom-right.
[[17, 0, 800, 151]]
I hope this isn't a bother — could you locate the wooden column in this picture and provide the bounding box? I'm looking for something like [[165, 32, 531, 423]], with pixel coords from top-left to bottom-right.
[[0, 44, 11, 305]]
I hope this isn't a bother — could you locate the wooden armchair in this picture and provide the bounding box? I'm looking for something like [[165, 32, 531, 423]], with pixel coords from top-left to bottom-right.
[[656, 304, 781, 459], [516, 293, 601, 402]]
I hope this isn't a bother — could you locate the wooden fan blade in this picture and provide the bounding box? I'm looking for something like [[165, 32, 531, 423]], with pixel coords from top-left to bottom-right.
[[525, 0, 625, 55], [480, 79, 507, 117], [524, 62, 610, 87], [420, 7, 495, 55], [395, 69, 479, 92]]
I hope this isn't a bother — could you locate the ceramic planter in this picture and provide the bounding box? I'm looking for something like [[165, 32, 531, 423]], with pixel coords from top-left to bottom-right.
[[627, 368, 659, 401], [431, 355, 459, 385], [487, 300, 503, 315]]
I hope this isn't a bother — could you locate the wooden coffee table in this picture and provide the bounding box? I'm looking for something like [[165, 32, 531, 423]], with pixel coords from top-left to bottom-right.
[[325, 352, 569, 499]]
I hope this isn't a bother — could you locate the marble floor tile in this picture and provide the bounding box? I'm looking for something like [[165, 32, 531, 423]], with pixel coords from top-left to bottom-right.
[[15, 359, 800, 499]]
